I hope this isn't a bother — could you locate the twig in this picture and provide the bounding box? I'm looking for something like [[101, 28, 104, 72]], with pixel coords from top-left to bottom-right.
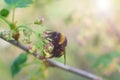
[[0, 34, 102, 80]]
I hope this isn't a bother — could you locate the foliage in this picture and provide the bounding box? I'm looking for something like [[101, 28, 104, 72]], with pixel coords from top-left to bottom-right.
[[0, 9, 9, 17], [4, 0, 33, 8], [11, 53, 27, 77]]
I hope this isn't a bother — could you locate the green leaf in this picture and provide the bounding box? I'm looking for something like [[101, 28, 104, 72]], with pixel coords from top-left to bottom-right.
[[4, 0, 33, 8], [11, 65, 21, 77], [0, 8, 9, 17], [11, 53, 27, 77]]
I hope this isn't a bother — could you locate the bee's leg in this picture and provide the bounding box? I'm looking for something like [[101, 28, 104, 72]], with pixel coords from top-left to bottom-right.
[[64, 50, 66, 65]]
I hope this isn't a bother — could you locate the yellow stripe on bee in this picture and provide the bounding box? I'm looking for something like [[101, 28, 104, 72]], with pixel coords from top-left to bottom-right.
[[59, 33, 65, 45]]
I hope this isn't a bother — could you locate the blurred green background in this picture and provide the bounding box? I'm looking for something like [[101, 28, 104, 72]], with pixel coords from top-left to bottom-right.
[[0, 0, 120, 80]]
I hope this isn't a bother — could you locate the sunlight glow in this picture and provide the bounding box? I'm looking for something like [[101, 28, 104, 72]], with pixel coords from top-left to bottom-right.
[[96, 0, 112, 12]]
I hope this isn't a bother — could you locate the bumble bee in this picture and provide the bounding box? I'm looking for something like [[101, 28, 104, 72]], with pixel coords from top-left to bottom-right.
[[43, 31, 67, 64]]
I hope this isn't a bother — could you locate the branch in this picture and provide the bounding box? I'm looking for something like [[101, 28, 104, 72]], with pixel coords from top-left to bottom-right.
[[0, 34, 103, 80]]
